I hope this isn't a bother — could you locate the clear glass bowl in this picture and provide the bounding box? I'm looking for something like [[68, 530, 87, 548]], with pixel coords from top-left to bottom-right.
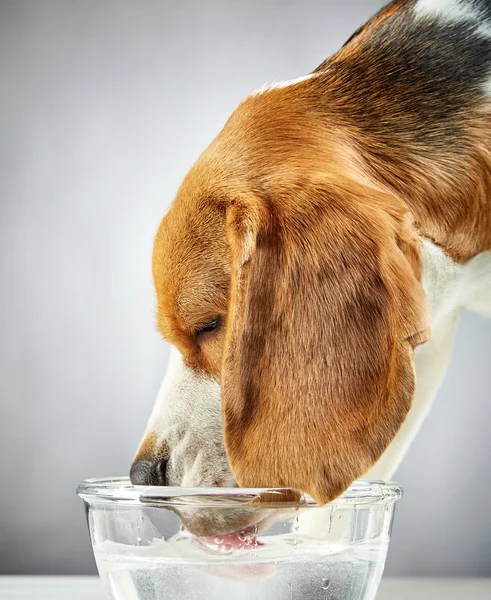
[[77, 477, 402, 600]]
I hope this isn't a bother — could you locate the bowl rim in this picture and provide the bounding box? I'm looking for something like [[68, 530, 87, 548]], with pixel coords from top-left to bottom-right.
[[76, 477, 403, 507]]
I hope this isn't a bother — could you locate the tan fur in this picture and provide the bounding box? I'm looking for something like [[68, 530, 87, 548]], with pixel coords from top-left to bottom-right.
[[134, 432, 170, 463], [150, 1, 491, 503]]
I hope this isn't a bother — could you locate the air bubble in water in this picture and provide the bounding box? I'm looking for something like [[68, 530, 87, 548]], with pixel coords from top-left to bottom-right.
[[213, 537, 224, 545], [293, 516, 299, 549], [322, 578, 330, 590]]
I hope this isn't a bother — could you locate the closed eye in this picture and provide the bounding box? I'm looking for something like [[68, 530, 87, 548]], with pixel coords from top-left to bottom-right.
[[195, 315, 222, 337]]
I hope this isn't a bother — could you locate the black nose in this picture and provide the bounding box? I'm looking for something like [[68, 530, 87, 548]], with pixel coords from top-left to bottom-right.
[[130, 458, 169, 486]]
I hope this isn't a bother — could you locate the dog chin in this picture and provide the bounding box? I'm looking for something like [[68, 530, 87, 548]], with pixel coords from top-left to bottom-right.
[[172, 489, 302, 538], [172, 505, 278, 538]]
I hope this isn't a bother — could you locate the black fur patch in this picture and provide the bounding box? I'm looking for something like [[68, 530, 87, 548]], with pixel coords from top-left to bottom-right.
[[317, 0, 491, 149]]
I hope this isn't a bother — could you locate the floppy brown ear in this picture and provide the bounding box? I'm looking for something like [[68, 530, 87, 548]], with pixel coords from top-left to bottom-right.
[[221, 179, 430, 504]]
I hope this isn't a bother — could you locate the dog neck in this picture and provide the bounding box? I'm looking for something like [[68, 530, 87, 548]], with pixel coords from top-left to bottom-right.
[[306, 0, 491, 263], [421, 238, 491, 325]]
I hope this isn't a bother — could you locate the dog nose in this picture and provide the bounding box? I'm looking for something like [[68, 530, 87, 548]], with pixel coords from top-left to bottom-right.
[[130, 458, 169, 486]]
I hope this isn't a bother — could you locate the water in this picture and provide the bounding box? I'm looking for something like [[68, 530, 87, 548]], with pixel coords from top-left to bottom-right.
[[94, 532, 387, 600]]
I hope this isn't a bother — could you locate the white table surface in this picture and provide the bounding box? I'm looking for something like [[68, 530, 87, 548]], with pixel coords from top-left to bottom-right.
[[1, 577, 490, 599]]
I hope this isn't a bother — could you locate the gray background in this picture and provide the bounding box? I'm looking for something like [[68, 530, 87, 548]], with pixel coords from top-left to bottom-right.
[[0, 0, 490, 577]]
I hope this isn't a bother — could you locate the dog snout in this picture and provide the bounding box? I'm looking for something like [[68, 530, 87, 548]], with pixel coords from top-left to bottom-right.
[[130, 457, 169, 486]]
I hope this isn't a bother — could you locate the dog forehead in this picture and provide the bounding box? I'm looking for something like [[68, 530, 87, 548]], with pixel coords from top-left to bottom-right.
[[153, 197, 229, 282], [152, 192, 231, 336]]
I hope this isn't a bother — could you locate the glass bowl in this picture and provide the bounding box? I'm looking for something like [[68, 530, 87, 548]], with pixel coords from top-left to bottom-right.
[[77, 477, 402, 600]]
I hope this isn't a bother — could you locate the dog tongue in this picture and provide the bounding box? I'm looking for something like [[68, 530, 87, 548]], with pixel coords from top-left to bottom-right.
[[197, 531, 264, 552], [195, 531, 274, 581]]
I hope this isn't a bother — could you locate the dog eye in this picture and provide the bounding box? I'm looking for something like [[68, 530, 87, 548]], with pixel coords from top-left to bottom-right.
[[195, 316, 221, 336]]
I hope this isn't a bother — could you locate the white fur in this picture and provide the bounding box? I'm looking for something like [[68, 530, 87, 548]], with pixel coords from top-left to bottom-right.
[[366, 242, 491, 480], [253, 73, 318, 96], [415, 0, 491, 37], [459, 250, 491, 316], [136, 348, 235, 487], [414, 0, 482, 22], [365, 309, 461, 479], [420, 239, 463, 326]]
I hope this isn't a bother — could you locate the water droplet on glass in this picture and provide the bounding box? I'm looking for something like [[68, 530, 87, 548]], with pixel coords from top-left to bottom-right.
[[322, 578, 330, 590], [213, 537, 224, 545]]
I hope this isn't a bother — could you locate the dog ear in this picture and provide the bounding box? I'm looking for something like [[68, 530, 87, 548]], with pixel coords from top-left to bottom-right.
[[221, 179, 430, 504]]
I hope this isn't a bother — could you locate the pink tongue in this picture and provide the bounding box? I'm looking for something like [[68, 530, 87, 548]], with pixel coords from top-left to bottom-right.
[[198, 531, 264, 551], [195, 532, 274, 582]]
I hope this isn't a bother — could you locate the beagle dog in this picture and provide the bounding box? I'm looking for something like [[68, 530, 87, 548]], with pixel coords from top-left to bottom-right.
[[130, 0, 491, 507]]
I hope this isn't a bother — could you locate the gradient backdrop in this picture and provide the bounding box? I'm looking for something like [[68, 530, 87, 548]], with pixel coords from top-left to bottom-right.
[[1, 0, 490, 576]]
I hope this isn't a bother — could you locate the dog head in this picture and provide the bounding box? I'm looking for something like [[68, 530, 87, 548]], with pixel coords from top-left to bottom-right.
[[130, 83, 430, 507]]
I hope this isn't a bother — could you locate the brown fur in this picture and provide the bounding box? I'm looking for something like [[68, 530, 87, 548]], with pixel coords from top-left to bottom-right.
[[221, 179, 430, 503], [313, 2, 491, 262], [153, 131, 432, 503], [151, 1, 491, 503], [134, 432, 170, 463]]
